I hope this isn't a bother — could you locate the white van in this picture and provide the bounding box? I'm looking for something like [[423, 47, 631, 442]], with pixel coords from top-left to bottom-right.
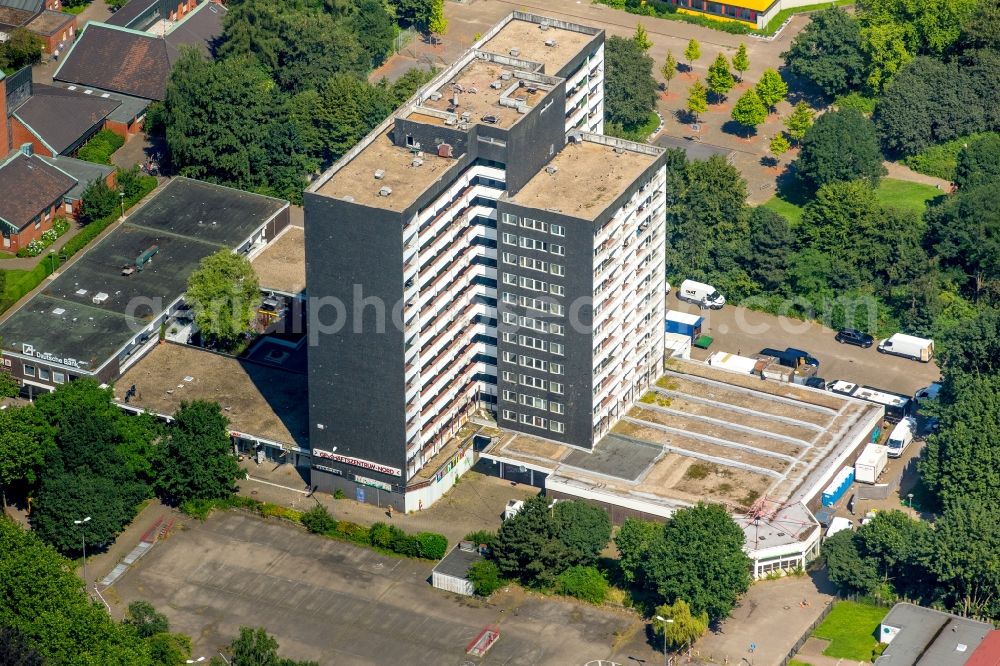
[[678, 279, 726, 309], [886, 418, 915, 458], [877, 333, 934, 362]]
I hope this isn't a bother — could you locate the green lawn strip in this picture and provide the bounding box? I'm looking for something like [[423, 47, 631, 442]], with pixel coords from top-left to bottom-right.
[[812, 601, 888, 660], [873, 178, 942, 214], [607, 111, 661, 143], [789, 660, 815, 666], [758, 0, 854, 35], [761, 195, 805, 226]]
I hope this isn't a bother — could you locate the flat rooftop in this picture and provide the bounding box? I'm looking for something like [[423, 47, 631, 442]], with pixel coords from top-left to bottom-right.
[[0, 178, 287, 371], [480, 17, 597, 75], [114, 343, 308, 448], [483, 357, 882, 513], [315, 128, 462, 212], [419, 58, 553, 130], [251, 226, 305, 295], [877, 603, 993, 666], [509, 139, 661, 220]]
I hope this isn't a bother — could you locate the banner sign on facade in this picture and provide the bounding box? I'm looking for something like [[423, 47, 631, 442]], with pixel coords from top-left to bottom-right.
[[312, 449, 402, 477]]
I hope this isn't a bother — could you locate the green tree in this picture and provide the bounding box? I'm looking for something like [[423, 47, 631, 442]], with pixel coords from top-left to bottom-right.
[[652, 598, 709, 651], [556, 565, 609, 604], [730, 88, 767, 133], [185, 250, 260, 347], [783, 101, 815, 144], [0, 29, 43, 73], [937, 308, 1000, 376], [924, 182, 1000, 302], [684, 39, 701, 69], [225, 626, 317, 666], [467, 559, 503, 596], [146, 633, 192, 666], [924, 497, 1000, 618], [391, 0, 434, 30], [0, 626, 43, 666], [552, 500, 611, 567], [747, 207, 794, 291], [155, 401, 244, 505], [604, 36, 658, 131], [769, 132, 790, 160], [79, 178, 119, 225], [643, 504, 752, 622], [300, 504, 337, 534], [661, 51, 677, 90], [861, 21, 912, 91], [955, 134, 1000, 190], [0, 369, 19, 398], [350, 0, 396, 67], [822, 530, 880, 596], [0, 407, 54, 508], [855, 511, 932, 590], [856, 0, 978, 57], [796, 108, 886, 191], [686, 80, 708, 121], [706, 53, 734, 101], [125, 601, 169, 639], [428, 0, 447, 44], [614, 518, 662, 585], [754, 68, 787, 111], [732, 42, 750, 81], [494, 496, 567, 587], [781, 7, 865, 98], [633, 23, 652, 51]]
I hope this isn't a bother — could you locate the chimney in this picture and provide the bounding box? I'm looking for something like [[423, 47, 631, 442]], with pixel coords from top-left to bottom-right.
[[0, 73, 9, 158], [20, 143, 33, 157]]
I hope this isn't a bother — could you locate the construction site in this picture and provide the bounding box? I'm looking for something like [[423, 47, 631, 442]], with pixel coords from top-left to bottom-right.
[[480, 357, 884, 575]]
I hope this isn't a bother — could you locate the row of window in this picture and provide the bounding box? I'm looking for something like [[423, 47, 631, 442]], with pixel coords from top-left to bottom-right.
[[501, 390, 566, 414], [501, 272, 565, 297], [501, 410, 565, 433], [501, 371, 565, 394], [501, 332, 565, 355], [500, 213, 566, 237], [500, 292, 565, 316], [23, 365, 67, 384], [500, 312, 565, 336], [501, 233, 566, 256], [502, 352, 565, 374], [502, 253, 566, 277]]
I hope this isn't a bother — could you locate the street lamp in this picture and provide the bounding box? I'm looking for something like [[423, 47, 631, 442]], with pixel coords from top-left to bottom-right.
[[73, 516, 91, 583], [119, 191, 126, 219], [48, 250, 55, 274], [907, 493, 914, 508], [655, 616, 675, 666]]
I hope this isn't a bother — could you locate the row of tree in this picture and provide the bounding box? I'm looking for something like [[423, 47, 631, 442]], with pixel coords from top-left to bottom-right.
[[0, 380, 243, 555]]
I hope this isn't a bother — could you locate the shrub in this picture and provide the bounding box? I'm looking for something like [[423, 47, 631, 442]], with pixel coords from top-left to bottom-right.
[[389, 526, 421, 557], [557, 565, 609, 604], [467, 559, 503, 597], [334, 489, 346, 499], [335, 520, 371, 545], [417, 532, 448, 560], [300, 505, 337, 534], [834, 92, 877, 115], [463, 530, 497, 550], [52, 217, 70, 235], [76, 129, 125, 165], [369, 521, 392, 548]]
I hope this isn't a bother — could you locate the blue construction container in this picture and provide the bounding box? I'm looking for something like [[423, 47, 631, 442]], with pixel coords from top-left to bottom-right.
[[821, 466, 855, 507], [665, 309, 704, 340]]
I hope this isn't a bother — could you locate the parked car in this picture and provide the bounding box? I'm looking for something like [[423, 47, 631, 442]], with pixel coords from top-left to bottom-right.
[[835, 328, 874, 348], [784, 347, 820, 368], [805, 376, 827, 390], [759, 347, 820, 369]]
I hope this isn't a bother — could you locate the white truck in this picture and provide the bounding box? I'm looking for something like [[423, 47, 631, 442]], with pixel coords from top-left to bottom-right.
[[877, 333, 934, 362], [886, 418, 915, 458], [678, 279, 726, 310], [855, 444, 889, 484]]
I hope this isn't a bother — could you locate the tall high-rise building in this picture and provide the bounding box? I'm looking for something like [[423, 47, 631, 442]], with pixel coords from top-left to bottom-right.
[[304, 12, 667, 510]]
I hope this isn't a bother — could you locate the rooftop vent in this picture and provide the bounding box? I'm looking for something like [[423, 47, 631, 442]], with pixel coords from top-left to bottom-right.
[[544, 39, 557, 47], [482, 115, 499, 124], [614, 146, 626, 154], [500, 71, 512, 81], [428, 91, 443, 101], [374, 169, 385, 180], [75, 288, 87, 296], [545, 165, 558, 175], [461, 111, 471, 121], [568, 131, 584, 143], [539, 22, 550, 31], [444, 117, 457, 125], [92, 292, 109, 304], [509, 47, 520, 57], [52, 307, 66, 315], [343, 195, 355, 202], [438, 143, 453, 158], [490, 80, 502, 90], [378, 186, 393, 197], [411, 158, 424, 167]]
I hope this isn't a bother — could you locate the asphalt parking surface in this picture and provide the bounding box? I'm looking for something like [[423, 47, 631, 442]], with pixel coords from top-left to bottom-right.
[[669, 296, 941, 398]]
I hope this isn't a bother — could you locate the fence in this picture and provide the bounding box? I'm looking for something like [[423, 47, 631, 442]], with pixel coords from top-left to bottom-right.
[[778, 600, 835, 666]]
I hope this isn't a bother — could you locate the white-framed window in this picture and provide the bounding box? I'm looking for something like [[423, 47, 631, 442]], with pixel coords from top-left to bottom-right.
[[550, 324, 565, 336], [520, 256, 549, 273], [502, 409, 517, 420], [502, 252, 518, 264], [550, 382, 564, 394], [53, 371, 65, 384], [520, 414, 548, 428], [502, 351, 518, 363], [521, 217, 548, 233], [551, 264, 565, 277], [519, 335, 547, 351], [520, 296, 548, 313], [550, 402, 564, 415], [520, 394, 548, 410], [502, 390, 518, 401], [519, 316, 548, 333], [24, 365, 35, 377], [550, 342, 565, 356], [501, 213, 519, 226], [503, 272, 518, 285], [38, 368, 50, 381], [551, 224, 565, 237], [550, 284, 564, 297], [502, 332, 517, 343], [550, 363, 564, 375], [502, 232, 518, 245], [551, 244, 565, 256], [519, 355, 547, 371], [550, 421, 565, 434], [519, 237, 549, 252], [502, 292, 518, 304], [520, 374, 547, 390], [502, 371, 516, 382], [550, 303, 565, 316], [519, 276, 548, 292], [502, 311, 518, 324]]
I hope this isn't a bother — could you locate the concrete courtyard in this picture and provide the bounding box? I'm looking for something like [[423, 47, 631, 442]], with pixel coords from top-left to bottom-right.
[[109, 512, 661, 665]]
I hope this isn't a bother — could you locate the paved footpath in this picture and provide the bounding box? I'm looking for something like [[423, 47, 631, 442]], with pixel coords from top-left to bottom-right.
[[883, 160, 952, 189]]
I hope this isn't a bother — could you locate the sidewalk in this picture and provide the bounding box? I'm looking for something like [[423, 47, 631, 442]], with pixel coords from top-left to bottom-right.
[[0, 220, 88, 271], [883, 161, 952, 189]]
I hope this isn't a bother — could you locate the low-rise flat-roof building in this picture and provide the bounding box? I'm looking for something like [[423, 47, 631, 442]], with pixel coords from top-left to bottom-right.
[[876, 603, 994, 666], [249, 225, 305, 296], [0, 151, 75, 252], [0, 177, 289, 396]]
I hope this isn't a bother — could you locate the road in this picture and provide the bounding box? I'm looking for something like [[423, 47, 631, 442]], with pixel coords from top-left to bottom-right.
[[668, 295, 941, 398]]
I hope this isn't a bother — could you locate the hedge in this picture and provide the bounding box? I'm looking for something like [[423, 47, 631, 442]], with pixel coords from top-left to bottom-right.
[[77, 129, 125, 165]]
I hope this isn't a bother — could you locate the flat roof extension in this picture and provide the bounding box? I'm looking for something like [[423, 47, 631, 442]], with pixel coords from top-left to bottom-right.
[[480, 15, 598, 76], [251, 225, 305, 295]]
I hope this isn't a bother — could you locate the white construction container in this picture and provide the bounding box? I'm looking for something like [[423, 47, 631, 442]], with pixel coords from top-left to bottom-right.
[[855, 444, 889, 484], [706, 352, 758, 375]]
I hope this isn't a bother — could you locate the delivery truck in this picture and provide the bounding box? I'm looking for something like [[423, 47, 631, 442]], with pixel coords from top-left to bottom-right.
[[855, 444, 889, 484], [886, 418, 915, 458], [678, 279, 726, 309], [877, 333, 934, 362]]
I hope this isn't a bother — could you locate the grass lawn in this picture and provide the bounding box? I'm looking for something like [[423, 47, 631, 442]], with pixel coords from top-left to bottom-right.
[[762, 178, 942, 226], [812, 600, 888, 660], [759, 0, 854, 35], [789, 660, 815, 666]]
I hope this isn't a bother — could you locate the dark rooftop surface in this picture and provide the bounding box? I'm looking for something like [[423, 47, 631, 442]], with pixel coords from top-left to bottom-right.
[[0, 0, 44, 13], [0, 153, 76, 231], [433, 545, 482, 579], [26, 9, 74, 36], [0, 5, 32, 27], [40, 155, 114, 200], [54, 23, 171, 100], [14, 84, 120, 154], [104, 0, 157, 28], [875, 603, 993, 666], [164, 1, 225, 56], [0, 178, 287, 371], [561, 434, 661, 481]]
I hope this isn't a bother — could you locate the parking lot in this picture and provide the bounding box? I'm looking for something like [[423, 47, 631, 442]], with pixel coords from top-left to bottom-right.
[[669, 296, 941, 398], [111, 512, 658, 665]]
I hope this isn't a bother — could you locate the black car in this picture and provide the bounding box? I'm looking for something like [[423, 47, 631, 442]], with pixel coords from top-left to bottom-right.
[[805, 376, 827, 390], [835, 328, 875, 348]]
